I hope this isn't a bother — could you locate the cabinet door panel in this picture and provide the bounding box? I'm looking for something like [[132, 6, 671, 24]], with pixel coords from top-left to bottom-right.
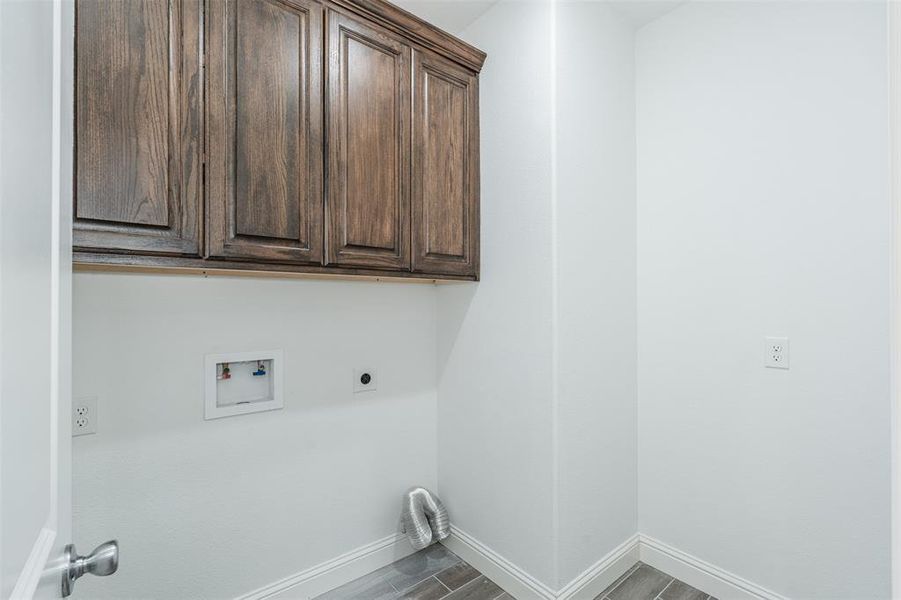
[[208, 0, 323, 263], [412, 50, 479, 277], [327, 10, 410, 270], [74, 0, 202, 255]]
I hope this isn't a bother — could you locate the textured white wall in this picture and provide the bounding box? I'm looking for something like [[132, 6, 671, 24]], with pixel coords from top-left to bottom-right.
[[72, 273, 437, 599], [636, 2, 891, 597], [70, 2, 895, 597], [436, 1, 640, 589], [436, 0, 558, 588], [555, 0, 638, 587]]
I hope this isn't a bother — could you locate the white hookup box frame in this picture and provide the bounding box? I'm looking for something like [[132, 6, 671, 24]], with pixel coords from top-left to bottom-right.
[[204, 350, 285, 420]]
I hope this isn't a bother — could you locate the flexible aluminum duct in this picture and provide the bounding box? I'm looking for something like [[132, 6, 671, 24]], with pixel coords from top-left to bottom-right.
[[400, 487, 450, 550]]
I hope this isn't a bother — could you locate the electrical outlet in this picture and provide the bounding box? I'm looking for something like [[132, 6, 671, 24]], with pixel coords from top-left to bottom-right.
[[73, 396, 97, 436], [764, 337, 789, 370], [354, 368, 378, 393]]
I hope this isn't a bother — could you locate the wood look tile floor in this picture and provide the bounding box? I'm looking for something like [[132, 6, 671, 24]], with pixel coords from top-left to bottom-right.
[[596, 563, 717, 600], [313, 545, 509, 600], [314, 547, 711, 600]]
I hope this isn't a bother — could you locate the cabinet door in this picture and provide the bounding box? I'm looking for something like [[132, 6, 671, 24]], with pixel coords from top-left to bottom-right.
[[326, 10, 411, 270], [207, 0, 324, 263], [74, 0, 202, 255], [412, 50, 480, 278]]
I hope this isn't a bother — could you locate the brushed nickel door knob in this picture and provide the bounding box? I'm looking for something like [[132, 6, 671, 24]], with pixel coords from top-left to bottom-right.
[[61, 540, 118, 597]]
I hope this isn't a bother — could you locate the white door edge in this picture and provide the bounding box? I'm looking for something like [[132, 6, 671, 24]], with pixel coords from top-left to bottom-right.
[[10, 530, 57, 600], [891, 1, 901, 598], [7, 0, 75, 597]]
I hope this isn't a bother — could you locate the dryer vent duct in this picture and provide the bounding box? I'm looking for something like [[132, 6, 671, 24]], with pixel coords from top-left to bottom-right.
[[401, 487, 450, 550]]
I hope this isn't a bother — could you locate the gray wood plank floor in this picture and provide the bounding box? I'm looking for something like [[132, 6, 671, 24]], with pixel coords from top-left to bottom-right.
[[596, 563, 718, 600], [314, 547, 714, 600], [313, 545, 507, 600]]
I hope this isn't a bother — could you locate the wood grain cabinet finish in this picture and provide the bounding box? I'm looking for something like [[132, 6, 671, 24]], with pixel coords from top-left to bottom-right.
[[412, 49, 479, 277], [326, 10, 411, 270], [207, 0, 324, 264], [73, 0, 485, 280], [74, 0, 203, 255]]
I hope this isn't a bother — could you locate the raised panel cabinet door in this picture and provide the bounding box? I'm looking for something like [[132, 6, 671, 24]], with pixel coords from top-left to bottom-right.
[[326, 10, 411, 270], [74, 0, 203, 255], [207, 0, 324, 263], [412, 50, 479, 278]]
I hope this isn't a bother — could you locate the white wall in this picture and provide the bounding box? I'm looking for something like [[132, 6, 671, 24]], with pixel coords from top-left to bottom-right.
[[437, 1, 639, 589], [71, 2, 895, 597], [72, 273, 437, 599], [436, 0, 558, 587], [636, 2, 891, 598], [555, 1, 638, 587]]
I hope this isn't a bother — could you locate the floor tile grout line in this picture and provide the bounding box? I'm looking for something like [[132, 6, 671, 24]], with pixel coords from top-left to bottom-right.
[[391, 553, 464, 596], [432, 563, 465, 592], [324, 551, 717, 600], [488, 586, 509, 600], [399, 574, 452, 600], [652, 577, 676, 600], [441, 575, 474, 598], [432, 562, 483, 598], [432, 575, 452, 596], [445, 574, 490, 599]]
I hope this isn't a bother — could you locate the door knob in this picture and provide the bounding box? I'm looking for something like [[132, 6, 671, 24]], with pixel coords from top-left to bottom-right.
[[61, 540, 118, 597]]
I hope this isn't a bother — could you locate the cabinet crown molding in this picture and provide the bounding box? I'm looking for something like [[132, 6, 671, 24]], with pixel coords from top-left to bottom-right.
[[331, 0, 487, 71]]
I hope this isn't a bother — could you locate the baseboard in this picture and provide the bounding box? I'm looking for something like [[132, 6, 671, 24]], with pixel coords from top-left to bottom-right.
[[236, 530, 787, 600], [441, 526, 557, 600], [443, 529, 788, 600], [235, 533, 417, 600], [638, 535, 788, 600], [441, 527, 639, 600], [556, 534, 640, 600]]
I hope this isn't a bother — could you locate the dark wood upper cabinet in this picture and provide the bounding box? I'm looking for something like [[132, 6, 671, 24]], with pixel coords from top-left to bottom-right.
[[74, 0, 203, 256], [207, 0, 324, 264], [412, 49, 479, 278], [73, 0, 485, 281], [326, 10, 411, 270]]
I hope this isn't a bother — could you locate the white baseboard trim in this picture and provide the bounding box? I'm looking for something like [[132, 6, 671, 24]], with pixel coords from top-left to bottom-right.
[[638, 535, 788, 600], [235, 533, 417, 600], [441, 527, 639, 600], [441, 526, 557, 600], [236, 530, 788, 600], [557, 534, 640, 600], [443, 529, 789, 600]]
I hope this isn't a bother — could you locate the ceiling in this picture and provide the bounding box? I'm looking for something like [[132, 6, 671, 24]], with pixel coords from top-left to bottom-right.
[[392, 0, 498, 35], [606, 1, 688, 28], [395, 0, 688, 35]]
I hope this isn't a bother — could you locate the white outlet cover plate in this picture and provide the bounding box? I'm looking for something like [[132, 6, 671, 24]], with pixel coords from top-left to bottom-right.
[[764, 336, 790, 369], [354, 368, 378, 393], [73, 395, 98, 436]]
